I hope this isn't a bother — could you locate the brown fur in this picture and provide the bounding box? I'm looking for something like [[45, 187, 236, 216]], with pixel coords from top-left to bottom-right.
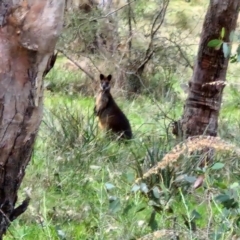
[[94, 74, 132, 140]]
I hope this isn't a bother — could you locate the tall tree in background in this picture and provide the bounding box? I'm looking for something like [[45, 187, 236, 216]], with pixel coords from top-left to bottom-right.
[[0, 0, 64, 237], [176, 0, 240, 138]]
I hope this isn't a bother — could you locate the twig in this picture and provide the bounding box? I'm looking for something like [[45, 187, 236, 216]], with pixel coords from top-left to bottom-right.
[[137, 50, 154, 73], [99, 0, 136, 19], [127, 73, 176, 122], [163, 37, 194, 69], [57, 48, 95, 81], [138, 0, 170, 72], [151, 0, 169, 39], [77, 0, 136, 28], [80, 54, 101, 74], [127, 0, 132, 59]]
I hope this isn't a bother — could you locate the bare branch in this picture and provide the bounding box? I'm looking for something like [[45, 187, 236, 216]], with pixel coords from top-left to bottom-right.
[[163, 37, 194, 69], [99, 0, 136, 19], [150, 0, 169, 39], [77, 0, 136, 28], [137, 0, 170, 72], [127, 0, 132, 59], [137, 50, 154, 73], [57, 48, 95, 81], [80, 54, 102, 74]]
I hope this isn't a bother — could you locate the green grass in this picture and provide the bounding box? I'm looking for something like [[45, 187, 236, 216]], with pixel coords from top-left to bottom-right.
[[5, 88, 178, 239], [5, 81, 240, 239], [6, 67, 240, 239]]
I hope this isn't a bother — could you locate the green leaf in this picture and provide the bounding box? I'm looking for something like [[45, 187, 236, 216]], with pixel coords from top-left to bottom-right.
[[230, 54, 237, 63], [207, 39, 223, 48], [136, 206, 146, 213], [56, 226, 67, 240], [229, 31, 235, 42], [131, 184, 140, 192], [215, 194, 238, 209], [210, 232, 223, 240], [125, 172, 135, 183], [191, 210, 202, 220], [140, 182, 149, 194], [211, 162, 225, 170], [230, 182, 239, 189], [222, 42, 230, 58], [237, 44, 240, 62], [220, 27, 225, 39], [152, 186, 161, 199], [105, 182, 115, 190], [237, 55, 240, 62], [215, 194, 230, 203], [215, 43, 223, 50], [213, 181, 227, 189], [184, 176, 197, 183], [148, 211, 158, 231], [109, 197, 121, 213], [123, 202, 134, 215]]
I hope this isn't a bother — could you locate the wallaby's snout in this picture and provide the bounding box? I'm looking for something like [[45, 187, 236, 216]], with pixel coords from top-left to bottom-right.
[[100, 81, 110, 91]]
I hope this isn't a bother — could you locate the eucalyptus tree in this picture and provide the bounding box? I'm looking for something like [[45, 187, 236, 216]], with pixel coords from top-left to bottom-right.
[[176, 0, 240, 138], [0, 0, 64, 237]]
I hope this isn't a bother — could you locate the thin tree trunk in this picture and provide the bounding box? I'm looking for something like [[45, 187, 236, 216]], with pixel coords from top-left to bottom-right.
[[0, 0, 64, 237], [178, 0, 240, 138]]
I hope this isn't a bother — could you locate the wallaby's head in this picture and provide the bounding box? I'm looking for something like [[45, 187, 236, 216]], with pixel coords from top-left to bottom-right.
[[100, 74, 112, 91]]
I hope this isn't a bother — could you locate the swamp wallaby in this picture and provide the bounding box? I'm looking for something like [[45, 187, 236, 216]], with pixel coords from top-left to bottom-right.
[[94, 74, 132, 140]]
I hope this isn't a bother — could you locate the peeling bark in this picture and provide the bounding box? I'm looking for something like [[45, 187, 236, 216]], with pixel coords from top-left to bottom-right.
[[0, 0, 64, 237], [178, 0, 240, 138]]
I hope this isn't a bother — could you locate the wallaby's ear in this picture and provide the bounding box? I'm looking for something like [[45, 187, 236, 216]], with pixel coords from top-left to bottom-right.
[[100, 74, 105, 80], [107, 75, 112, 81]]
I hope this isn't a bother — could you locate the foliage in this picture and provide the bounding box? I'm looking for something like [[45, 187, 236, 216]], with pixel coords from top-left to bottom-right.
[[4, 79, 240, 239], [56, 0, 196, 97], [133, 136, 240, 239], [208, 28, 240, 61]]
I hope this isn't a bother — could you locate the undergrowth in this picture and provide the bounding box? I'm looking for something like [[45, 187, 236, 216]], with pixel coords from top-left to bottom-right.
[[4, 83, 240, 239]]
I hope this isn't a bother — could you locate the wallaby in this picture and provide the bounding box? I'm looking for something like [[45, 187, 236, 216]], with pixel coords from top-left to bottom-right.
[[94, 74, 132, 140]]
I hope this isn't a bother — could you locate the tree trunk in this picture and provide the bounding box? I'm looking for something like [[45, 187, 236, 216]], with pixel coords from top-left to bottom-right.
[[0, 0, 64, 238], [177, 0, 240, 138]]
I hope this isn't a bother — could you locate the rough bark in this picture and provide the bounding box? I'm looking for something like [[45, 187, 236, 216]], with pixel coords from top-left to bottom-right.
[[178, 0, 240, 138], [0, 0, 64, 237]]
